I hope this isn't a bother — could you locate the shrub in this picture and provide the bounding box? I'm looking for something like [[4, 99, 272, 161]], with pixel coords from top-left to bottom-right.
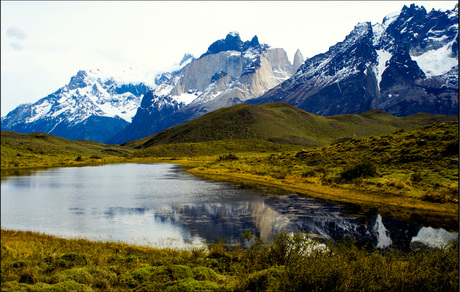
[[192, 267, 219, 282], [422, 192, 448, 203], [339, 161, 377, 181], [217, 153, 238, 161], [443, 141, 459, 156]]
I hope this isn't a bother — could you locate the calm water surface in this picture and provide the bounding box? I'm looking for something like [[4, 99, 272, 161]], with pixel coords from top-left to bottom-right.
[[1, 163, 457, 250]]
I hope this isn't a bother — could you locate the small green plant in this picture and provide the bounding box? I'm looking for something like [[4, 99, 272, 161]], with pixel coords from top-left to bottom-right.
[[411, 168, 423, 182]]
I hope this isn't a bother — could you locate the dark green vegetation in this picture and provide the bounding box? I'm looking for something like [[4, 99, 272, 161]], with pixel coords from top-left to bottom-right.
[[131, 139, 304, 158], [2, 229, 458, 291], [1, 131, 133, 169], [127, 102, 458, 149]]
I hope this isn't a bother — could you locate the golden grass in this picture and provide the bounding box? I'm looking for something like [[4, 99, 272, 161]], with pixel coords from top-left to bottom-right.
[[186, 164, 458, 225]]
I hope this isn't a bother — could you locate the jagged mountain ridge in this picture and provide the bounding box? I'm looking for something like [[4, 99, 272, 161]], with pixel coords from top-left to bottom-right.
[[1, 69, 151, 142], [248, 4, 458, 117], [108, 32, 300, 144], [0, 56, 195, 143]]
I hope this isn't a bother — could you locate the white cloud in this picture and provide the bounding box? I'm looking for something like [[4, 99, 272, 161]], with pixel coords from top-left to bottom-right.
[[9, 42, 24, 51]]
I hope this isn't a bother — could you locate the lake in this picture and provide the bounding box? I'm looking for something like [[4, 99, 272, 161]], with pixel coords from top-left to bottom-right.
[[1, 163, 457, 250]]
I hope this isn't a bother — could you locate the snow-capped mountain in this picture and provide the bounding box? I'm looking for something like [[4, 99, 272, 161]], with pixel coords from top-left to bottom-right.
[[109, 32, 300, 144], [0, 57, 194, 143], [249, 4, 458, 116]]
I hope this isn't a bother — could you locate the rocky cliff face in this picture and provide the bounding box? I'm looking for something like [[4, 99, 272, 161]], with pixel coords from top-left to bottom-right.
[[109, 32, 298, 144], [249, 4, 458, 116]]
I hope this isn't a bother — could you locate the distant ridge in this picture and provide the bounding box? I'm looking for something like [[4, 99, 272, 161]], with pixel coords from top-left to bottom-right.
[[127, 102, 458, 149]]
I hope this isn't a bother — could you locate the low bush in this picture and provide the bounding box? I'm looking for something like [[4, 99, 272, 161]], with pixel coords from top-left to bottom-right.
[[339, 161, 377, 181], [217, 153, 238, 161]]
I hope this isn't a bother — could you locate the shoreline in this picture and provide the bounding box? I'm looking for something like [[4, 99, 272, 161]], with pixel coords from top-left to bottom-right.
[[2, 157, 457, 229], [185, 166, 458, 230]]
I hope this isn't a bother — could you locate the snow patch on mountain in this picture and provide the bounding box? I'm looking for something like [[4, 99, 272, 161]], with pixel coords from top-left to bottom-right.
[[84, 67, 158, 88], [28, 101, 52, 123], [411, 40, 458, 77], [374, 49, 392, 89], [173, 91, 202, 105], [382, 10, 400, 26]]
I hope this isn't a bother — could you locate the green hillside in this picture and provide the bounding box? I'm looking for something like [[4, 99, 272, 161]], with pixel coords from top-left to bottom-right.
[[1, 131, 133, 169], [127, 102, 458, 149], [132, 139, 304, 158], [187, 121, 459, 225]]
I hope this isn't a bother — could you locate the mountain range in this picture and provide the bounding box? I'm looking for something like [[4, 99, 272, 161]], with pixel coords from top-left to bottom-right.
[[249, 4, 458, 116], [0, 57, 194, 143], [1, 4, 457, 144]]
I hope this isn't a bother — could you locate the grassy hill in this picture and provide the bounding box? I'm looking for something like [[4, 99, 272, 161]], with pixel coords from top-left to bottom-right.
[[1, 131, 133, 169], [127, 102, 458, 149], [3, 103, 457, 164]]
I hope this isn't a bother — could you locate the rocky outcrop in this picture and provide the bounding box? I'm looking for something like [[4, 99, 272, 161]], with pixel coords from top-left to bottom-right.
[[293, 49, 304, 71], [109, 32, 296, 144]]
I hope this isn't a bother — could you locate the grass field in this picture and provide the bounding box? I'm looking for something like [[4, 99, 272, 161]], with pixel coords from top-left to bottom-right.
[[1, 229, 458, 291], [1, 131, 134, 169]]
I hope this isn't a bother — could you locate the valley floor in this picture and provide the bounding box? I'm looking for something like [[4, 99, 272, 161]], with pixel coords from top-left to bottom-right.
[[1, 123, 458, 291], [2, 123, 458, 227]]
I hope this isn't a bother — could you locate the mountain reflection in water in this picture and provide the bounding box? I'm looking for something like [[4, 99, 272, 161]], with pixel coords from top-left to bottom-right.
[[100, 196, 456, 251], [1, 163, 457, 250]]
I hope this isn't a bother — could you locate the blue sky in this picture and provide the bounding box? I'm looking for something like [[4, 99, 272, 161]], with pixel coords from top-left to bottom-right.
[[1, 1, 457, 116]]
